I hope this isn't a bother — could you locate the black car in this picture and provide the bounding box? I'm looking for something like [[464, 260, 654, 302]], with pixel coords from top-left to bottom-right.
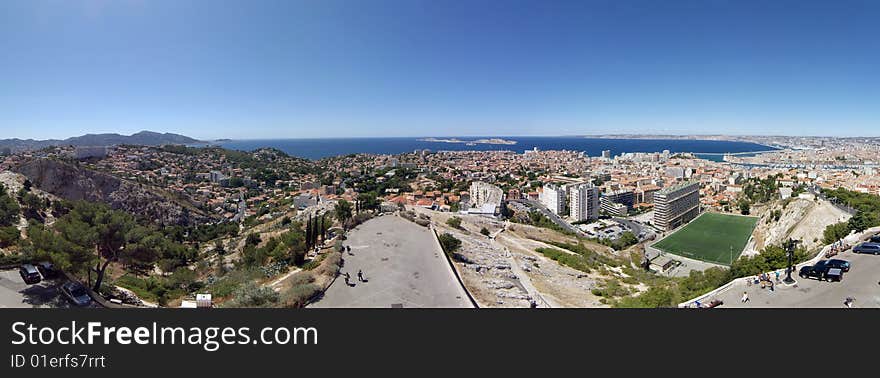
[[36, 261, 58, 279], [824, 259, 851, 272], [870, 235, 880, 243], [59, 282, 92, 307], [799, 261, 830, 280], [19, 264, 42, 284]]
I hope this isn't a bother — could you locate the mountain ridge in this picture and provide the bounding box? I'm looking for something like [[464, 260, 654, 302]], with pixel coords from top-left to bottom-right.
[[0, 131, 202, 153]]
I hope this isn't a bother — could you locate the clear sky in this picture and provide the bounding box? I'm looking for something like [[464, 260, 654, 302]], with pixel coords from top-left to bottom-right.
[[1, 0, 878, 140]]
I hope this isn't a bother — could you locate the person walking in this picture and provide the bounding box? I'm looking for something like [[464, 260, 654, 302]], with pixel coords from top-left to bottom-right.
[[741, 291, 749, 303], [357, 269, 364, 282]]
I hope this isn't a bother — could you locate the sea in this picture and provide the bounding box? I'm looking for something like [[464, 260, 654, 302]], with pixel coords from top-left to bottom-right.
[[214, 136, 777, 161]]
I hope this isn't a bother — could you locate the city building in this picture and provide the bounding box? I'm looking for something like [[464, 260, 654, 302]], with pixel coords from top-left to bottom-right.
[[569, 183, 599, 222], [601, 150, 612, 159], [600, 197, 628, 217], [209, 170, 227, 183], [603, 189, 635, 210], [540, 183, 566, 215], [653, 181, 701, 231]]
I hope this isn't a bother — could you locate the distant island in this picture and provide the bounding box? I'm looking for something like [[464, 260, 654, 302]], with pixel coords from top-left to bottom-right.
[[0, 131, 203, 153], [418, 137, 517, 146]]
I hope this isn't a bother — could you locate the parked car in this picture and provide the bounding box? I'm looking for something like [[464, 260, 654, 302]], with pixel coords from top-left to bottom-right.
[[870, 235, 880, 243], [36, 261, 59, 279], [799, 261, 830, 280], [59, 282, 92, 306], [853, 242, 880, 255], [18, 264, 42, 284], [824, 259, 851, 272]]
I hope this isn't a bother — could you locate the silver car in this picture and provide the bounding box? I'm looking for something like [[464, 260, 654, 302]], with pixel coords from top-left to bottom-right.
[[853, 242, 880, 255], [60, 282, 92, 306]]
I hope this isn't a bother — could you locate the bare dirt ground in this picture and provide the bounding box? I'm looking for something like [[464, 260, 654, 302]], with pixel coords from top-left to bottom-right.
[[413, 207, 611, 308]]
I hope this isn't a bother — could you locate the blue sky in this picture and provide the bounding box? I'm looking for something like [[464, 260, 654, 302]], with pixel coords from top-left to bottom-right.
[[1, 0, 878, 140]]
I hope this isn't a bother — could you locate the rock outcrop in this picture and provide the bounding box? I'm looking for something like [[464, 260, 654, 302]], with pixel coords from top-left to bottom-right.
[[14, 158, 214, 226]]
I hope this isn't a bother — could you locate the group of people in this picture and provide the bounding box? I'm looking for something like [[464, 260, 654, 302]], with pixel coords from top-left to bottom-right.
[[747, 271, 780, 291], [343, 269, 366, 286], [339, 245, 367, 287]]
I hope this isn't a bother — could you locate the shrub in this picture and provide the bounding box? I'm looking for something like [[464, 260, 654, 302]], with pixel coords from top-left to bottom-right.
[[534, 247, 592, 274], [280, 283, 321, 308], [222, 282, 279, 308], [480, 227, 490, 236], [289, 272, 316, 286], [446, 217, 463, 229]]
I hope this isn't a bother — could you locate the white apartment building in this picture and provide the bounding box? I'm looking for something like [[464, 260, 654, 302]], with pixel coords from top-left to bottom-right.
[[569, 183, 599, 222], [540, 183, 566, 215]]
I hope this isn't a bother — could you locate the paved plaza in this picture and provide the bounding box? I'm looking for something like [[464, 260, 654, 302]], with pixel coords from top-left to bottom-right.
[[309, 215, 473, 308], [708, 249, 880, 308]]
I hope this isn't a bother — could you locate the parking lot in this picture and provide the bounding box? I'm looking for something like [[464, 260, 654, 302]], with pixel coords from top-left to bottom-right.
[[712, 248, 880, 308], [0, 269, 97, 308]]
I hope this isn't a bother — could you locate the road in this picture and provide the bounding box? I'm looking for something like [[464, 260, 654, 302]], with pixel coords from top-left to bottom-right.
[[0, 269, 95, 308], [510, 199, 587, 237], [710, 249, 880, 308], [309, 215, 473, 308]]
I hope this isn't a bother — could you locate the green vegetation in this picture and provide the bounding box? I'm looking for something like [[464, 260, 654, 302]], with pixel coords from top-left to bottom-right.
[[446, 216, 463, 229], [0, 186, 21, 227], [241, 222, 307, 268], [652, 213, 758, 265], [534, 247, 595, 274], [480, 227, 490, 236], [821, 188, 880, 241], [728, 244, 809, 278], [591, 231, 638, 251], [0, 226, 20, 247], [221, 282, 279, 308], [512, 210, 574, 235], [438, 233, 462, 255], [741, 175, 780, 204], [543, 240, 620, 268], [335, 199, 353, 230]]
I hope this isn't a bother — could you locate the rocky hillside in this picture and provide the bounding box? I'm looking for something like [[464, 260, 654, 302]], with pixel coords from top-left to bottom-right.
[[13, 158, 215, 226]]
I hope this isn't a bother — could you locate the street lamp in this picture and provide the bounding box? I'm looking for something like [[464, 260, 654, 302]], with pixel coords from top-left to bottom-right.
[[783, 238, 799, 285]]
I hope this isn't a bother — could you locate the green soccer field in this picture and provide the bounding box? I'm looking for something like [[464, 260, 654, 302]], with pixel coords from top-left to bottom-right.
[[652, 212, 758, 266]]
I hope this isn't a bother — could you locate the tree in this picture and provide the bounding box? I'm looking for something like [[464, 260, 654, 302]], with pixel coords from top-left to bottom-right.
[[847, 210, 877, 233], [823, 222, 850, 244], [0, 186, 20, 227], [438, 233, 462, 255], [357, 192, 380, 212], [54, 202, 143, 291], [738, 200, 751, 215], [335, 200, 353, 230]]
